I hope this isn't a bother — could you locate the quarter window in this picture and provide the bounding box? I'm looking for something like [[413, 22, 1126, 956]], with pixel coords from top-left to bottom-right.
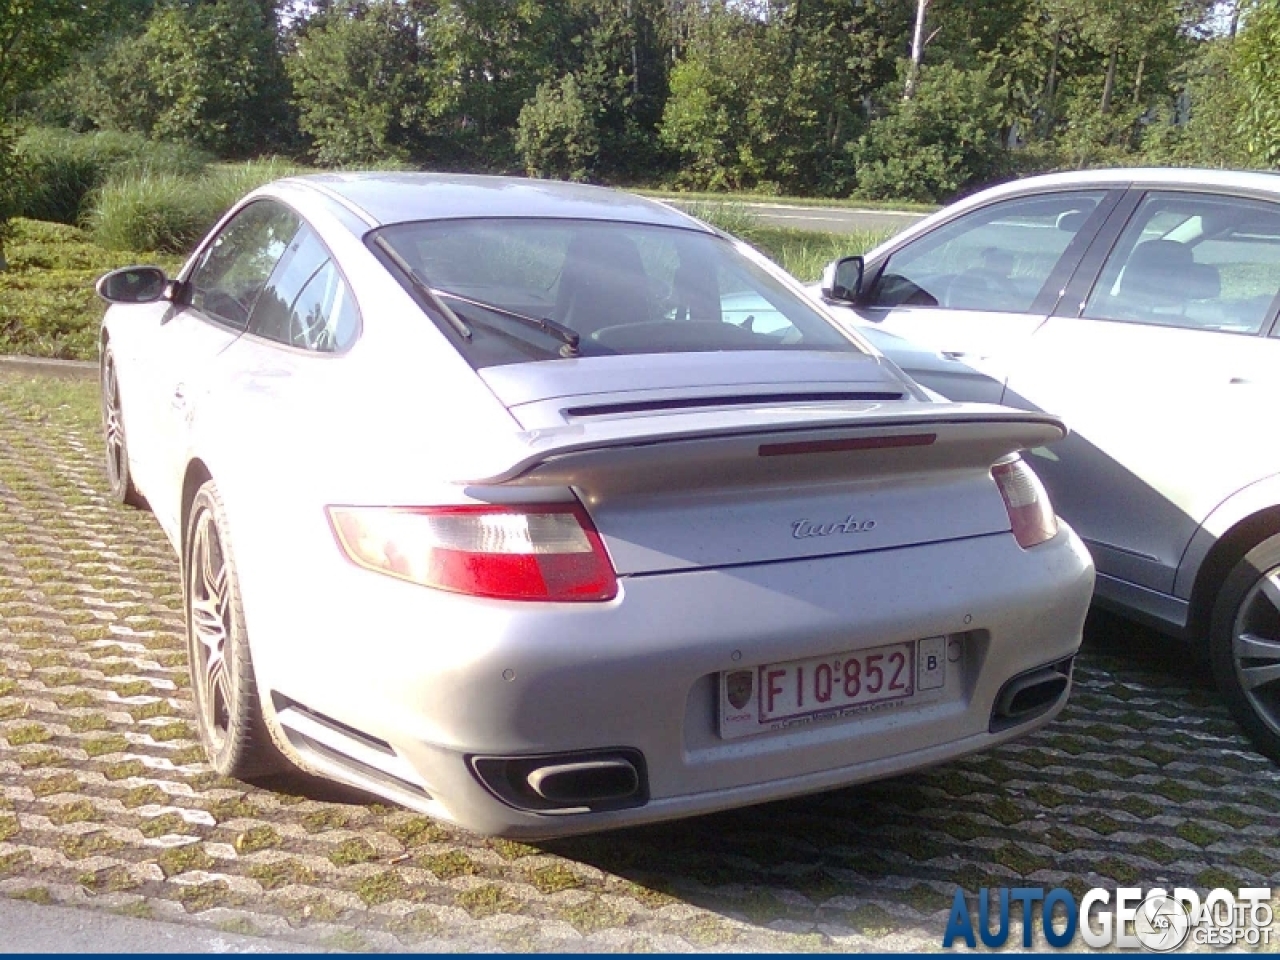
[[869, 191, 1107, 313], [1084, 192, 1280, 335], [186, 201, 300, 330], [249, 225, 359, 352]]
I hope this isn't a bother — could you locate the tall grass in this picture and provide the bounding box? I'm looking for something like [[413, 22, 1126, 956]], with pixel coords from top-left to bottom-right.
[[88, 158, 307, 253], [16, 128, 210, 225], [680, 201, 891, 282]]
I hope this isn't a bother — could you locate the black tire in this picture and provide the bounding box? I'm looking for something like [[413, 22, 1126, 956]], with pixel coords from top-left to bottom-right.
[[1210, 533, 1280, 764], [100, 348, 146, 508], [184, 480, 287, 779]]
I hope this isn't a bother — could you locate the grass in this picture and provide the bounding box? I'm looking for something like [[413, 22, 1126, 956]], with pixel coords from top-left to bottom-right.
[[680, 201, 890, 282], [17, 128, 210, 226], [88, 158, 305, 253]]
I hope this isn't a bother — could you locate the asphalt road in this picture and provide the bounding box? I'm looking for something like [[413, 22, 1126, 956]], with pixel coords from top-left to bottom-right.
[[739, 201, 927, 235], [664, 199, 928, 235]]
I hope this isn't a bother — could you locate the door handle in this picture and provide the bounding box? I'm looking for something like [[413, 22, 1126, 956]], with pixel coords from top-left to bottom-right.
[[1229, 377, 1252, 385]]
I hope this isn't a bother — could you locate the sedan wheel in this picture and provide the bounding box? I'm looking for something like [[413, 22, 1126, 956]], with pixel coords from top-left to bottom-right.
[[185, 481, 287, 778], [100, 349, 145, 508], [1211, 533, 1280, 763]]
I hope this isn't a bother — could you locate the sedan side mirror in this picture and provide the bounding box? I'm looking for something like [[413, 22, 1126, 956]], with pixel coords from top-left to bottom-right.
[[96, 266, 170, 305], [820, 255, 864, 303]]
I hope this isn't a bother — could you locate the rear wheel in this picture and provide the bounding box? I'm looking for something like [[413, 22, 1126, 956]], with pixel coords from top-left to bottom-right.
[[1210, 533, 1280, 763], [100, 348, 145, 508], [184, 481, 287, 779]]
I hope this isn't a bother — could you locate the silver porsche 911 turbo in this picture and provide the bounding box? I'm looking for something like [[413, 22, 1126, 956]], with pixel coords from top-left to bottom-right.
[[95, 173, 1093, 838]]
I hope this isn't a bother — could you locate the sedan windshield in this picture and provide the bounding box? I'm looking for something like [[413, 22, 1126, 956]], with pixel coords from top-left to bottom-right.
[[371, 218, 863, 367]]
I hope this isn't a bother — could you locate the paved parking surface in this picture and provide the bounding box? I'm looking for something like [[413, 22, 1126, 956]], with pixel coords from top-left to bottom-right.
[[0, 370, 1278, 952]]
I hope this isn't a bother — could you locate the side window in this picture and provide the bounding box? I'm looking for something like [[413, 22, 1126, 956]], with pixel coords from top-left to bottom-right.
[[870, 191, 1108, 313], [1084, 192, 1280, 335], [186, 201, 300, 330], [248, 225, 359, 352]]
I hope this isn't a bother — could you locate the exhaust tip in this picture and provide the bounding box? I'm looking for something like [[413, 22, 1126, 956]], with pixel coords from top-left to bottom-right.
[[470, 748, 648, 814], [990, 657, 1074, 732], [527, 760, 639, 805]]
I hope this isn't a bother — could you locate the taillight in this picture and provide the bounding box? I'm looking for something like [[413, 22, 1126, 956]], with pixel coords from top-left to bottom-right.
[[991, 456, 1058, 549], [326, 504, 617, 602]]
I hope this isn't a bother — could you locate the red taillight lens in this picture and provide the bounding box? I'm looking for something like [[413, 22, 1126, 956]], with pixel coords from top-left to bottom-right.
[[992, 456, 1058, 549], [327, 504, 617, 602]]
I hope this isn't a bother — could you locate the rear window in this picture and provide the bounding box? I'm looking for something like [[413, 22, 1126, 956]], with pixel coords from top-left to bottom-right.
[[370, 218, 863, 367]]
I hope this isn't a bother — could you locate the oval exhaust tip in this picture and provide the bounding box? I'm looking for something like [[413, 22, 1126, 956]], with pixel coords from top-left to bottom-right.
[[527, 759, 639, 805]]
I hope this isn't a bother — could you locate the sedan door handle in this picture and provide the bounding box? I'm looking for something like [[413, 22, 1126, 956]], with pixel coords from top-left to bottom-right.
[[1228, 377, 1253, 385]]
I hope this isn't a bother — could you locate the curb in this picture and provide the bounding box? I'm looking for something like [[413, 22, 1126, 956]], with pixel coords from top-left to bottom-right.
[[0, 355, 97, 380]]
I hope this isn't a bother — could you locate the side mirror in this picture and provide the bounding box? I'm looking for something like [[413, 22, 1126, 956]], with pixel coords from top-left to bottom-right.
[[820, 255, 864, 303], [96, 266, 170, 305]]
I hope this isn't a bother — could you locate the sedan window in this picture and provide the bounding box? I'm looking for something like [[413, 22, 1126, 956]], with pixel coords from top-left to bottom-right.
[[186, 201, 301, 330], [370, 218, 864, 367], [868, 191, 1107, 313], [1084, 192, 1280, 335]]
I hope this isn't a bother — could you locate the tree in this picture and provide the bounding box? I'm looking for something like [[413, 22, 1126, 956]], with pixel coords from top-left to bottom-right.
[[904, 0, 932, 100], [288, 1, 435, 165], [1236, 0, 1280, 165], [0, 0, 124, 267]]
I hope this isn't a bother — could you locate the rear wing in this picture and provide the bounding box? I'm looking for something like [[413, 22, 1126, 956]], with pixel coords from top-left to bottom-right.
[[462, 402, 1065, 489]]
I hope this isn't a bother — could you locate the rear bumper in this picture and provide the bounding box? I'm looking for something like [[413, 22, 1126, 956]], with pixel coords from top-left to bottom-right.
[[247, 525, 1094, 838]]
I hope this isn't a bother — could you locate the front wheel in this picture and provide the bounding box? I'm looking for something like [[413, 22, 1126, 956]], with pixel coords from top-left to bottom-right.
[[184, 481, 288, 779], [1210, 533, 1280, 763]]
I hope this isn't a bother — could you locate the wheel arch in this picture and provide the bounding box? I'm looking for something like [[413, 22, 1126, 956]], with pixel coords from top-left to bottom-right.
[[1181, 479, 1280, 643], [181, 458, 214, 557]]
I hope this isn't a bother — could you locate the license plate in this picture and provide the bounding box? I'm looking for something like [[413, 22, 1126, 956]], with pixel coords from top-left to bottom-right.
[[719, 638, 942, 739]]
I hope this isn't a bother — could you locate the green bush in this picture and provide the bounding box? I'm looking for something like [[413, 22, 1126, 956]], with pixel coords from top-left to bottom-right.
[[87, 158, 306, 253], [516, 75, 599, 182], [851, 64, 1010, 204], [16, 128, 210, 226], [0, 219, 183, 360]]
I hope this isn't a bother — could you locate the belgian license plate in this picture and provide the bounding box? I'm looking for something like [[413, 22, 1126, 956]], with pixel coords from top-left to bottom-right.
[[719, 639, 933, 739]]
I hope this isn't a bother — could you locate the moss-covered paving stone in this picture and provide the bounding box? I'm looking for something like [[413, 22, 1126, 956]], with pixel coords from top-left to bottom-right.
[[1, 367, 1279, 952]]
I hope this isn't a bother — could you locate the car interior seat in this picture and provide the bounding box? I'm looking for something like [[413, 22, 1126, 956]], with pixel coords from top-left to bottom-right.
[[554, 230, 654, 338], [1115, 239, 1220, 320]]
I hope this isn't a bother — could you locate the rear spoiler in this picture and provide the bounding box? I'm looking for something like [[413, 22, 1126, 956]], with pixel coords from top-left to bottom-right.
[[461, 402, 1065, 487]]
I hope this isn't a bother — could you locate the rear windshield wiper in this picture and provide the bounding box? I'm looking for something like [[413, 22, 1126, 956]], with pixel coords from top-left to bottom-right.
[[371, 235, 472, 341], [432, 289, 581, 358]]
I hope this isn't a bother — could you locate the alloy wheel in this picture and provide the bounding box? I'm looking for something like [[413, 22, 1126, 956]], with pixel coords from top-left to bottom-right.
[[102, 359, 127, 491], [189, 508, 232, 753], [1231, 564, 1280, 741]]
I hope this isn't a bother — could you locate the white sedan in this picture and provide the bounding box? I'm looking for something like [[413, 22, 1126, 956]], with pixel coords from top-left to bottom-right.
[[817, 168, 1280, 762], [96, 173, 1093, 837]]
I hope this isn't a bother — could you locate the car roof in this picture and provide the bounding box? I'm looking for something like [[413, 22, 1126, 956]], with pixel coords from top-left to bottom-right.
[[855, 167, 1280, 263], [970, 167, 1280, 201], [281, 171, 709, 231]]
